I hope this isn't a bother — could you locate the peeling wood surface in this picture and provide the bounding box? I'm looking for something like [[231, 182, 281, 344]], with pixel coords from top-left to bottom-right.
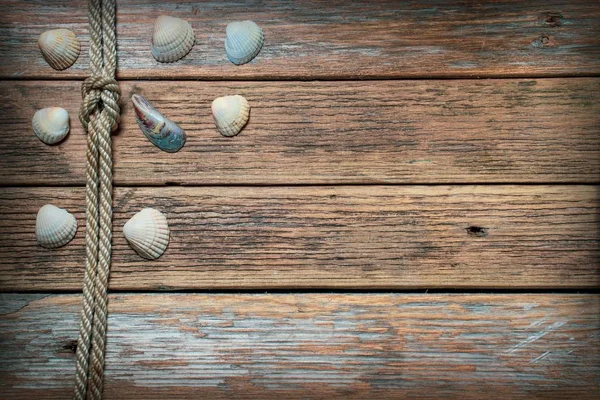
[[1, 0, 599, 79], [0, 186, 598, 291], [0, 293, 598, 399], [2, 79, 600, 186]]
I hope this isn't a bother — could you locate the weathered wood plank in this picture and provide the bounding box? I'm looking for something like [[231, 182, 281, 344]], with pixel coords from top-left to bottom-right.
[[0, 186, 598, 291], [0, 293, 598, 399], [1, 0, 599, 79], [2, 78, 599, 185]]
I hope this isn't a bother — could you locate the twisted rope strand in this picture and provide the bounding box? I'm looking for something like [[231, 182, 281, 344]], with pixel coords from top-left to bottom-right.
[[74, 0, 120, 398], [89, 3, 119, 384], [74, 0, 103, 396], [74, 112, 99, 400]]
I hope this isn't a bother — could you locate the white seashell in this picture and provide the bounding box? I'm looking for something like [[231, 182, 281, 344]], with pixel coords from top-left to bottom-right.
[[225, 20, 264, 65], [123, 208, 170, 260], [36, 204, 78, 249], [32, 107, 70, 145], [38, 29, 80, 70], [151, 15, 195, 63], [211, 95, 250, 137]]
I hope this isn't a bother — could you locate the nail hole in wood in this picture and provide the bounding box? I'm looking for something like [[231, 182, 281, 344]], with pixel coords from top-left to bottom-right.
[[466, 226, 488, 237], [543, 12, 563, 27], [62, 339, 78, 353]]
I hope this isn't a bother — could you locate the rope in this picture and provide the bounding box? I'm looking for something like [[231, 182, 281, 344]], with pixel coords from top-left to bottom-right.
[[74, 0, 120, 398]]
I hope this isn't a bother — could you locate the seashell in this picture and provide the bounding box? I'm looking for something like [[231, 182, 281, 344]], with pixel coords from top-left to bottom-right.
[[211, 95, 250, 137], [36, 204, 78, 249], [32, 107, 70, 145], [123, 208, 170, 260], [38, 29, 80, 70], [225, 20, 264, 65], [131, 94, 186, 152], [151, 15, 195, 63]]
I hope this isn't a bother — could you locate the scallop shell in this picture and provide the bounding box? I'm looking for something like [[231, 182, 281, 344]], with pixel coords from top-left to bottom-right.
[[36, 204, 77, 249], [123, 208, 170, 260], [211, 95, 250, 137], [131, 94, 186, 152], [38, 29, 80, 70], [225, 20, 264, 65], [151, 15, 195, 63], [32, 107, 70, 145]]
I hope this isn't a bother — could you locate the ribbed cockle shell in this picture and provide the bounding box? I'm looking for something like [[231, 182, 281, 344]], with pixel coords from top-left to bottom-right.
[[123, 208, 170, 260], [38, 29, 80, 70], [151, 15, 195, 63], [131, 94, 186, 152], [36, 204, 78, 249], [211, 95, 250, 137], [32, 107, 70, 145], [225, 21, 264, 65]]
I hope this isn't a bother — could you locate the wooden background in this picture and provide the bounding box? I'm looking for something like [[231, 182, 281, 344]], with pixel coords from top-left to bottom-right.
[[0, 0, 599, 398]]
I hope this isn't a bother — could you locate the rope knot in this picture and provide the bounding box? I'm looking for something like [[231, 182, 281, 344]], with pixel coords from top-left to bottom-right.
[[79, 75, 121, 132]]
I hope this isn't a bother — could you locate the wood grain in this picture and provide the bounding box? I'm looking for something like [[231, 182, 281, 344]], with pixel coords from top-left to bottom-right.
[[1, 0, 599, 79], [2, 1, 598, 395], [0, 293, 598, 399], [2, 78, 599, 186], [0, 186, 598, 291]]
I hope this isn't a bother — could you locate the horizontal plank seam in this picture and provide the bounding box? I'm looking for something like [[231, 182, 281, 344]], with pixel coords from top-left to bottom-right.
[[2, 74, 600, 83], [3, 289, 600, 295], [2, 182, 599, 189]]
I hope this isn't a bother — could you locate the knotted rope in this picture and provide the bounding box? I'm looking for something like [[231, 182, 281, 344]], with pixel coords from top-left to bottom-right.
[[74, 0, 120, 398]]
